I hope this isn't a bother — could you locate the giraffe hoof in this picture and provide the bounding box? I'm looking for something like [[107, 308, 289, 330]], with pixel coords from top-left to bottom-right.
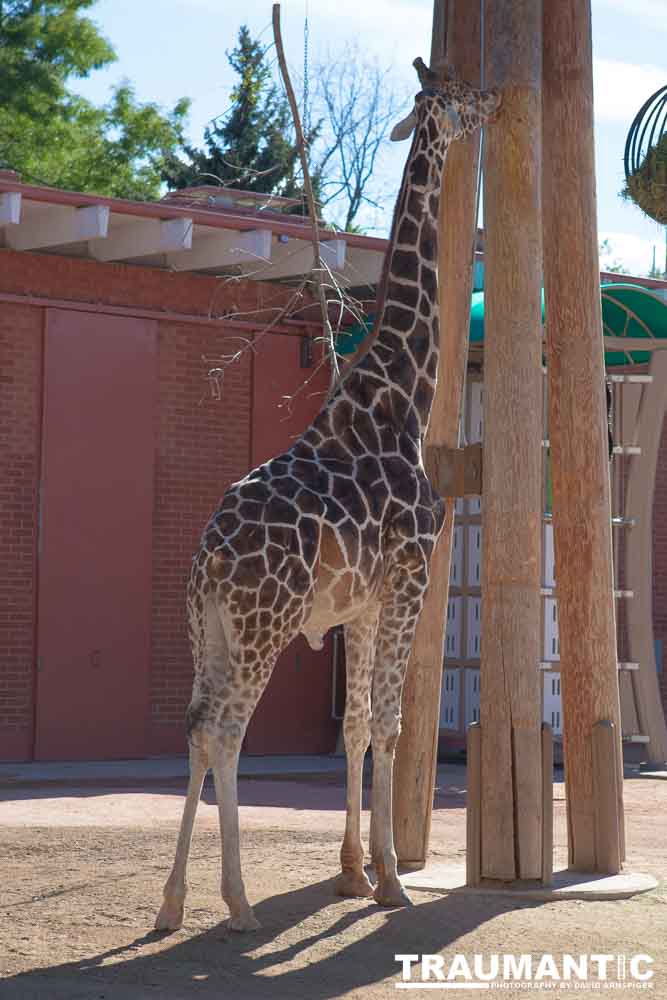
[[335, 870, 375, 898], [373, 883, 413, 908], [228, 909, 261, 932], [154, 900, 184, 931]]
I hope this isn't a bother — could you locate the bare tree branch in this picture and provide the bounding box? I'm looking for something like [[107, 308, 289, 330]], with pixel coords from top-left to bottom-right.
[[272, 3, 340, 385], [314, 44, 407, 230]]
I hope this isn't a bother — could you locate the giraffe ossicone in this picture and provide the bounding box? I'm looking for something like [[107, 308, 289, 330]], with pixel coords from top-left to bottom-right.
[[155, 60, 501, 934]]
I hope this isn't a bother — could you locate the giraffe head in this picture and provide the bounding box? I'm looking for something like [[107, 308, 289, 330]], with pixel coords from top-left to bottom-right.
[[390, 57, 501, 149]]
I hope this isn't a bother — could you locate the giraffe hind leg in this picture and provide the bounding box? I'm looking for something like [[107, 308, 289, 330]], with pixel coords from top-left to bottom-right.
[[335, 614, 378, 899], [370, 562, 429, 908], [155, 590, 222, 931], [155, 740, 209, 931]]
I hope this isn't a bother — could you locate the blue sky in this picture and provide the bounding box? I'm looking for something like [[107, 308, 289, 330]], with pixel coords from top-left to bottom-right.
[[72, 0, 666, 276]]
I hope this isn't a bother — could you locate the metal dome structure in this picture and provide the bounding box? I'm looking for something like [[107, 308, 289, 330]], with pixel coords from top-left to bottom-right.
[[624, 84, 667, 226]]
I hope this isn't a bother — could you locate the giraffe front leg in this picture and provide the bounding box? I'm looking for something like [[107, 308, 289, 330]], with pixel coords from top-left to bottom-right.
[[335, 615, 378, 899]]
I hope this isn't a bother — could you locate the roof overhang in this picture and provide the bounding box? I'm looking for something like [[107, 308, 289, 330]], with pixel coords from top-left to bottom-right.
[[0, 179, 388, 290]]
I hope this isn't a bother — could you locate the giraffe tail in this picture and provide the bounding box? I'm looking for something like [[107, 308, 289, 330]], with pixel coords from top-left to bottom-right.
[[185, 589, 229, 751]]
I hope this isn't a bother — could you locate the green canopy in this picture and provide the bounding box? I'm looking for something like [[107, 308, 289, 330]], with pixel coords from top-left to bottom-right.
[[339, 282, 667, 366], [601, 283, 667, 366], [471, 282, 667, 366]]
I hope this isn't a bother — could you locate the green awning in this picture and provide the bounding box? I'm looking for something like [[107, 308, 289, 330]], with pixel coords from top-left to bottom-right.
[[338, 282, 667, 366], [470, 282, 667, 367], [601, 283, 667, 366]]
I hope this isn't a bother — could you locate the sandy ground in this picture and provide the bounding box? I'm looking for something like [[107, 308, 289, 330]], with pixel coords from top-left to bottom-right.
[[0, 767, 665, 1000]]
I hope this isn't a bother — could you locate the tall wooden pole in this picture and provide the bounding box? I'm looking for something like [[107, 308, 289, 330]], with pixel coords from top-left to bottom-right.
[[542, 0, 625, 872], [393, 0, 482, 864], [479, 0, 544, 880]]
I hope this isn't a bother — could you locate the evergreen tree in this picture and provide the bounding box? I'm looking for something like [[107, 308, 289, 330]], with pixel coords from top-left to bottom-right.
[[163, 26, 320, 208]]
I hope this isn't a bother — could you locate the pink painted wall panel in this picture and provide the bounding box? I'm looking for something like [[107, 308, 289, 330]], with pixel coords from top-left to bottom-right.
[[35, 310, 156, 760]]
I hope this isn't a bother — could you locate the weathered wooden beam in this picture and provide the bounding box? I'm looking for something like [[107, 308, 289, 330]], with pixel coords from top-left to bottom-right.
[[592, 721, 622, 874], [479, 0, 544, 881], [541, 722, 554, 884], [466, 722, 482, 886], [393, 0, 482, 865], [542, 0, 626, 872]]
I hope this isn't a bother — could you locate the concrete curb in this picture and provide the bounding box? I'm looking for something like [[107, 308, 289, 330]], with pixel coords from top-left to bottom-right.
[[0, 754, 350, 790]]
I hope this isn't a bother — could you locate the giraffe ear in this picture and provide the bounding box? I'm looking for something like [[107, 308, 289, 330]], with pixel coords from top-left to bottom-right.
[[390, 108, 417, 142]]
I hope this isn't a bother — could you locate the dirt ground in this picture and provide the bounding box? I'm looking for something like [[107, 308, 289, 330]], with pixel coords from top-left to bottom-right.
[[0, 766, 665, 1000]]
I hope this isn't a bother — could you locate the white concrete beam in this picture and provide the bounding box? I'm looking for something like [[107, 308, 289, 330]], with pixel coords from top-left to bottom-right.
[[340, 245, 384, 289], [266, 238, 346, 281], [166, 228, 272, 272], [0, 192, 21, 226], [89, 217, 193, 262], [6, 204, 109, 251]]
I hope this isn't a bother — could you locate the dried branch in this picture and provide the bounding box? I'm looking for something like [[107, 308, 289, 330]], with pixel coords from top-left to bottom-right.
[[272, 3, 339, 386]]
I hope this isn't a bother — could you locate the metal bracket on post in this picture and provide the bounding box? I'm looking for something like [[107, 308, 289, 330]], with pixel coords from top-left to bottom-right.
[[425, 443, 483, 497]]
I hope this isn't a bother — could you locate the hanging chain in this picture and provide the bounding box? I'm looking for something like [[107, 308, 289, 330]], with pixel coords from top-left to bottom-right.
[[303, 1, 310, 140]]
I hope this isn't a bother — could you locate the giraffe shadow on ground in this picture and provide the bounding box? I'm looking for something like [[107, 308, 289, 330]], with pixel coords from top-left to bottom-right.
[[2, 876, 546, 1000]]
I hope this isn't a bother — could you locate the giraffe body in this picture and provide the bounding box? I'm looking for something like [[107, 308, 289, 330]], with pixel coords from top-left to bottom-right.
[[156, 64, 500, 933]]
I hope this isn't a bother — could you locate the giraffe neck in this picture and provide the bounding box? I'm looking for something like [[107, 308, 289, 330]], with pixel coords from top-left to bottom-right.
[[353, 125, 448, 441]]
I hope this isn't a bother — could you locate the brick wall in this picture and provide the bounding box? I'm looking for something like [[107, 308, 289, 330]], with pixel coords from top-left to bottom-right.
[[0, 249, 300, 760], [150, 321, 253, 753], [0, 248, 273, 318], [0, 303, 42, 759]]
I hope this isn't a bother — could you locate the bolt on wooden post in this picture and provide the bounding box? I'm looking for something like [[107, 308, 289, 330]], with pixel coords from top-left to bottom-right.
[[542, 0, 624, 873], [479, 0, 545, 881]]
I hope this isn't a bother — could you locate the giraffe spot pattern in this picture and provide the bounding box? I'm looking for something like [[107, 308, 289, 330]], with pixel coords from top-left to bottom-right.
[[182, 71, 499, 772]]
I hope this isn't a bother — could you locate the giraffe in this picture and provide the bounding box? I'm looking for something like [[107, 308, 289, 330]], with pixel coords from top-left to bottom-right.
[[155, 59, 501, 933]]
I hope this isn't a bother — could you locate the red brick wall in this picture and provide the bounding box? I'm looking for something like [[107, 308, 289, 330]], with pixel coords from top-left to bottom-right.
[[0, 303, 42, 759], [149, 322, 253, 753], [0, 248, 274, 318], [0, 249, 303, 760]]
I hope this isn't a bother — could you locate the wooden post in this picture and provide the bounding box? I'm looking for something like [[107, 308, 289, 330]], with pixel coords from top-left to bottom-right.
[[542, 0, 626, 872], [466, 722, 482, 886], [592, 721, 622, 874], [393, 0, 483, 864], [541, 722, 554, 884], [624, 351, 667, 765], [479, 0, 544, 881]]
